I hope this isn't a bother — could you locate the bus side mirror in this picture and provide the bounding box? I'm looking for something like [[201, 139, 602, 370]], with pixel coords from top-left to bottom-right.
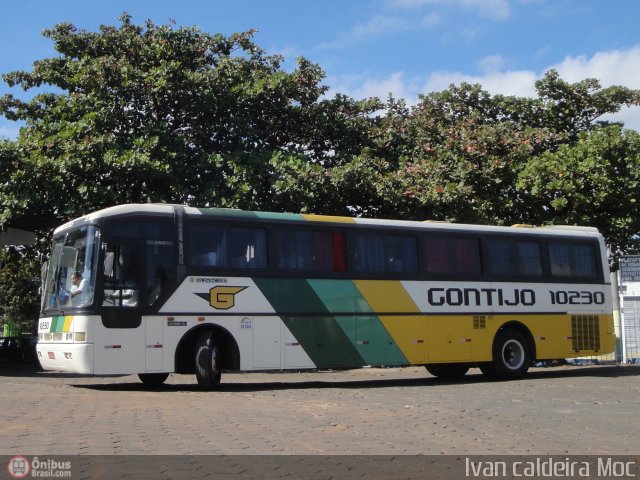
[[104, 252, 114, 277], [41, 261, 48, 285], [40, 261, 48, 297]]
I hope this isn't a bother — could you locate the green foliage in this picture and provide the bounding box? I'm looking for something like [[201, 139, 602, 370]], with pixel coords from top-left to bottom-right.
[[0, 247, 41, 334], [0, 13, 378, 230], [517, 126, 640, 257]]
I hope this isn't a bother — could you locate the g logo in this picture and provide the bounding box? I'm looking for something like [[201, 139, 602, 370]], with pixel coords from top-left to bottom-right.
[[209, 286, 247, 310]]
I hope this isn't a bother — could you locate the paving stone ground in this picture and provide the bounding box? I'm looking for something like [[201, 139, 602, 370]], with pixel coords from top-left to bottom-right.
[[1, 364, 639, 456]]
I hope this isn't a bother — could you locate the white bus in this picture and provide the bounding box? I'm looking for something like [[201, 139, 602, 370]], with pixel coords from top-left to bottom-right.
[[37, 204, 615, 388]]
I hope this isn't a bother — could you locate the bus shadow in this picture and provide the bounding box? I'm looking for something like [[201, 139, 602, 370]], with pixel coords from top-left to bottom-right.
[[70, 365, 640, 393], [73, 376, 444, 392], [0, 362, 126, 379]]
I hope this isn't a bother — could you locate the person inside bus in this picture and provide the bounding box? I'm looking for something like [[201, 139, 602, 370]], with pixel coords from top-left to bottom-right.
[[70, 271, 88, 306]]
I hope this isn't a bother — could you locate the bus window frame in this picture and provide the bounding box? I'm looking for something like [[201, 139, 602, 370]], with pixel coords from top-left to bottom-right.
[[97, 214, 178, 323], [41, 223, 101, 316], [269, 225, 348, 275], [546, 238, 603, 282], [184, 217, 270, 276], [421, 232, 484, 281]]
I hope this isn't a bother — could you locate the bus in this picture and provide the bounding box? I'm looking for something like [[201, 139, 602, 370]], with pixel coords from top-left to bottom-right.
[[37, 204, 615, 389]]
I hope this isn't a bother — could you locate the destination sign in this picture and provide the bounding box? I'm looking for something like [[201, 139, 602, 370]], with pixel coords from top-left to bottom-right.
[[620, 255, 640, 283]]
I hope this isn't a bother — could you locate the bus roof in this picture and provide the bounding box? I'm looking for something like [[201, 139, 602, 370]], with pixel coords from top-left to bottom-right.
[[55, 203, 602, 239]]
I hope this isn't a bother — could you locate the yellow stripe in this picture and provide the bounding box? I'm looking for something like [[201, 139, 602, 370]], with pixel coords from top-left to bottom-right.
[[354, 280, 426, 364], [302, 214, 355, 223], [63, 316, 74, 332], [354, 282, 616, 365]]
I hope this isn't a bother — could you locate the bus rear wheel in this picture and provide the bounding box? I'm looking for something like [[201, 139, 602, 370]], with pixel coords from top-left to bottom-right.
[[481, 328, 531, 380], [138, 373, 169, 387], [425, 364, 469, 380], [195, 330, 222, 390]]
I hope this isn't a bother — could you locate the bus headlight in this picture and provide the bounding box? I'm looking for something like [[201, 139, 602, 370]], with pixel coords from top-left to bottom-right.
[[74, 332, 86, 343]]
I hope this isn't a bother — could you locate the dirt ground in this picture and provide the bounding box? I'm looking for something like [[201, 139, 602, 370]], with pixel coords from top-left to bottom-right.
[[1, 364, 639, 456]]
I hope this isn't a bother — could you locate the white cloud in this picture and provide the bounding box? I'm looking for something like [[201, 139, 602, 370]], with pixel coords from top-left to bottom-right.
[[552, 46, 640, 89], [320, 11, 441, 50], [420, 12, 442, 28], [319, 15, 410, 49], [423, 70, 539, 98], [387, 0, 510, 20], [477, 55, 508, 74], [328, 71, 420, 103], [332, 46, 640, 130], [350, 15, 408, 40]]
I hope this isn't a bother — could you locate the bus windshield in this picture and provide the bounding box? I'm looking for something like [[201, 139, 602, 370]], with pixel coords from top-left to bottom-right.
[[42, 225, 100, 313]]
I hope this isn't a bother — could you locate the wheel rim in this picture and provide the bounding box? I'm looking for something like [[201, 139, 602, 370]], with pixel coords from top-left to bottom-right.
[[501, 339, 525, 371], [210, 346, 219, 374], [209, 344, 222, 382]]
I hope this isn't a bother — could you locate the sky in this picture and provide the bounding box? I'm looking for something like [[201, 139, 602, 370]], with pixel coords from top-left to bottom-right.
[[1, 0, 639, 139]]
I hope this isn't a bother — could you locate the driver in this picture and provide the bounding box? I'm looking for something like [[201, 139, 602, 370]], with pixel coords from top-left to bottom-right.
[[70, 272, 88, 306]]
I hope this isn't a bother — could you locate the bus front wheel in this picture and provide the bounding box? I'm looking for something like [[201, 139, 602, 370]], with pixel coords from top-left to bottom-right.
[[195, 330, 222, 390], [481, 328, 531, 380]]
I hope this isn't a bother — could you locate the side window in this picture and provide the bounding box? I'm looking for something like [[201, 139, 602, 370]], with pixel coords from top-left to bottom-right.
[[274, 230, 346, 272], [549, 242, 597, 278], [352, 232, 418, 274], [187, 225, 226, 267], [424, 236, 482, 275], [145, 240, 176, 306], [186, 224, 267, 269], [487, 239, 542, 277], [103, 219, 176, 307], [103, 244, 142, 308], [228, 227, 267, 269]]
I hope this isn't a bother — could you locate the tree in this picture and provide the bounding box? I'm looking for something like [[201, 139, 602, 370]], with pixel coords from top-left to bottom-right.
[[0, 246, 41, 334], [0, 14, 378, 231], [0, 14, 379, 332], [517, 125, 640, 258], [347, 74, 640, 238]]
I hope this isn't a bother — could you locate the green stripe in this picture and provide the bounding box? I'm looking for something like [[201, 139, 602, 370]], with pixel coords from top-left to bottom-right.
[[308, 280, 408, 366], [197, 208, 303, 222], [254, 278, 365, 368], [51, 316, 64, 333], [256, 278, 408, 368], [307, 279, 372, 313], [197, 208, 259, 219], [254, 212, 304, 221]]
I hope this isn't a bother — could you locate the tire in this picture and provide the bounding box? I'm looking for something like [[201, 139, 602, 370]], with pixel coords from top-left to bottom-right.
[[425, 363, 469, 380], [482, 328, 531, 380], [195, 330, 222, 390], [138, 372, 169, 387]]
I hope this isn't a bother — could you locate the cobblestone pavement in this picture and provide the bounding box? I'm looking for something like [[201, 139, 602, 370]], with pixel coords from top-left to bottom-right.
[[1, 364, 639, 456]]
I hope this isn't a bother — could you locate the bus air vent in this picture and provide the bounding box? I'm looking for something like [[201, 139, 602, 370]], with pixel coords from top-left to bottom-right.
[[473, 316, 486, 329], [571, 315, 600, 351]]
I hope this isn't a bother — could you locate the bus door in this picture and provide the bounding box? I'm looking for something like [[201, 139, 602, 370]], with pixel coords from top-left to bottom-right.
[[99, 242, 146, 373], [144, 316, 164, 371]]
